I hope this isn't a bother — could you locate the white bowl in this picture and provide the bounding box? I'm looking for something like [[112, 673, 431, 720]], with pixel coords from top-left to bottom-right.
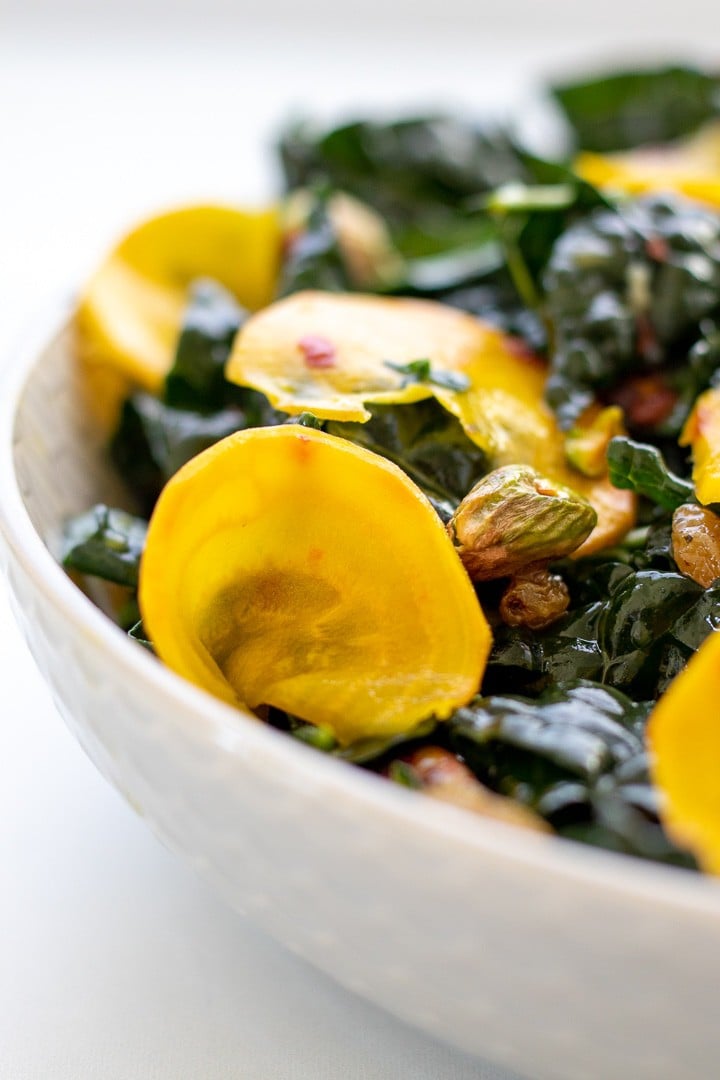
[[2, 303, 720, 1080]]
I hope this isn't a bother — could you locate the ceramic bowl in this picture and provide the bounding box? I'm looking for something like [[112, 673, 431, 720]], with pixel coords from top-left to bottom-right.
[[2, 303, 720, 1080]]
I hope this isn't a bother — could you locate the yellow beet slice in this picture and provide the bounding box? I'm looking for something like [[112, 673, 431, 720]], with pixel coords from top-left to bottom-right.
[[226, 290, 635, 554], [576, 122, 720, 209], [226, 290, 492, 422], [139, 425, 490, 746], [681, 386, 720, 505], [648, 629, 720, 872], [76, 204, 281, 427]]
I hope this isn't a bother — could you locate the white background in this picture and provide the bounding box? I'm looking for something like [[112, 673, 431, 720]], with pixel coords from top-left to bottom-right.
[[2, 4, 719, 1077]]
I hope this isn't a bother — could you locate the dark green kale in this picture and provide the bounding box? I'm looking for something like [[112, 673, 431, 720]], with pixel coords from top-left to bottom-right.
[[279, 115, 528, 236], [488, 562, 720, 702], [111, 279, 283, 512], [327, 399, 488, 504], [110, 394, 250, 514], [399, 230, 504, 293], [481, 175, 611, 301], [385, 175, 607, 350], [551, 64, 720, 152], [449, 680, 694, 865], [278, 189, 353, 296], [268, 709, 436, 764], [607, 436, 695, 510], [436, 280, 548, 353], [598, 570, 706, 695], [62, 504, 147, 589], [334, 719, 438, 765], [543, 195, 720, 427], [658, 321, 720, 435], [485, 515, 720, 702], [288, 411, 324, 429], [164, 279, 247, 411]]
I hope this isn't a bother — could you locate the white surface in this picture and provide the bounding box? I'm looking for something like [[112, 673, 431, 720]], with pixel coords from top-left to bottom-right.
[[0, 591, 504, 1080], [1, 9, 718, 1078]]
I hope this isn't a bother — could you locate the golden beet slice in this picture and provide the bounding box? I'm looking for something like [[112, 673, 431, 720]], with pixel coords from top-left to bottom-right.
[[576, 122, 720, 209], [226, 290, 501, 423], [681, 386, 720, 506], [76, 204, 280, 427], [648, 630, 720, 873], [226, 290, 635, 554], [139, 425, 490, 745]]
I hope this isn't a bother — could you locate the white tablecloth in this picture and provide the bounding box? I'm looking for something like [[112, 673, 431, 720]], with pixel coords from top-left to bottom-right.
[[1, 9, 716, 1075]]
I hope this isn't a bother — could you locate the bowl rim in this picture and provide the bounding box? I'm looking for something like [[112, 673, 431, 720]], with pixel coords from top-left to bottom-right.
[[2, 296, 720, 916]]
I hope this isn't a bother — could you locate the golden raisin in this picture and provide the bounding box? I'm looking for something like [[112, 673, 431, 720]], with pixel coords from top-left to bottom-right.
[[499, 563, 570, 631], [672, 503, 720, 588]]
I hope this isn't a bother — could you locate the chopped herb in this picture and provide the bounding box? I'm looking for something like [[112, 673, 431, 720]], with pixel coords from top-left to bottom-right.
[[128, 620, 154, 652], [384, 358, 471, 392], [290, 721, 338, 752], [290, 411, 325, 429]]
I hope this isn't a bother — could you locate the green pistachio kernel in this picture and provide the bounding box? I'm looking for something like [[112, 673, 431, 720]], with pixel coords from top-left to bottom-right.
[[448, 464, 597, 581]]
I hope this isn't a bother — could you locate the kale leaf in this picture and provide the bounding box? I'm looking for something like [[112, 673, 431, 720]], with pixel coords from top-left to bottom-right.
[[543, 195, 720, 427], [111, 279, 283, 512], [449, 680, 694, 865], [278, 189, 353, 296], [62, 504, 147, 588], [551, 65, 720, 152], [110, 394, 250, 514], [279, 115, 528, 235], [164, 279, 247, 411], [327, 399, 487, 504], [607, 436, 695, 510], [486, 554, 720, 702]]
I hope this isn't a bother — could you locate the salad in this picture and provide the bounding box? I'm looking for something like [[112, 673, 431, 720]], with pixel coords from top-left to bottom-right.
[[63, 63, 720, 873]]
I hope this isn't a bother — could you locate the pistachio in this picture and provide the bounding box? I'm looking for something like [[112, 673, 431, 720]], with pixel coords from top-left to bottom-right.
[[448, 464, 598, 581], [499, 562, 570, 631], [565, 405, 624, 478], [672, 503, 720, 588]]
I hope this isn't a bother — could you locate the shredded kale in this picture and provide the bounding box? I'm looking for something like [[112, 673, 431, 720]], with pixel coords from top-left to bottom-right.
[[62, 505, 147, 589], [164, 279, 247, 411], [279, 115, 528, 236], [543, 195, 720, 428], [278, 188, 353, 296], [607, 436, 695, 510], [487, 561, 720, 703], [449, 681, 694, 865], [551, 65, 720, 152], [327, 400, 487, 504], [111, 281, 283, 512], [111, 394, 249, 512]]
